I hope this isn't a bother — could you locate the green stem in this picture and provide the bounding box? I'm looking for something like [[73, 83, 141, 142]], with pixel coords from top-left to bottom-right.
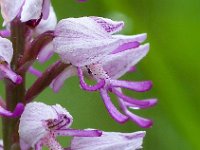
[[2, 19, 27, 150]]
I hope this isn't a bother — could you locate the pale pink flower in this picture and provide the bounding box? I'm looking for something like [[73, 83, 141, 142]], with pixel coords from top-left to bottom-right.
[[70, 131, 146, 150], [0, 37, 22, 84], [19, 102, 102, 150], [52, 17, 157, 128], [0, 0, 50, 25]]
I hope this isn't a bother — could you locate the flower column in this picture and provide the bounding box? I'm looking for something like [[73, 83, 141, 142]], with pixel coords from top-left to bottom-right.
[[3, 19, 27, 150]]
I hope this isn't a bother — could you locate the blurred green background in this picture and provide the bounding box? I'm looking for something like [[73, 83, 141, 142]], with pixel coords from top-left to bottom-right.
[[1, 0, 200, 149]]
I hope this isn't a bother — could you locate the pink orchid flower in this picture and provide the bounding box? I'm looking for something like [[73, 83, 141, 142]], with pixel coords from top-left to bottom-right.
[[52, 17, 157, 128], [19, 102, 102, 150], [0, 0, 50, 25]]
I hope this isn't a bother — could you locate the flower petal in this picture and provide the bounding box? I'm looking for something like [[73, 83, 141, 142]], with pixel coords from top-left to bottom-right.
[[90, 16, 124, 34], [55, 129, 102, 137], [71, 131, 146, 150], [28, 66, 42, 77], [103, 44, 150, 79], [112, 88, 156, 108], [0, 0, 24, 24], [0, 103, 24, 118], [54, 17, 124, 66], [113, 33, 147, 43], [34, 5, 57, 36], [110, 79, 152, 92], [0, 65, 22, 84], [37, 42, 54, 63], [42, 0, 51, 20], [100, 89, 128, 123], [126, 110, 153, 128], [21, 0, 43, 22], [20, 139, 31, 150], [126, 99, 157, 109], [111, 41, 140, 54], [51, 66, 77, 92], [0, 29, 11, 38], [0, 37, 13, 64]]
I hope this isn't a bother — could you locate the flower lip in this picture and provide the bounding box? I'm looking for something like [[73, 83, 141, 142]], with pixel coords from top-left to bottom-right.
[[19, 102, 73, 147], [46, 113, 72, 130]]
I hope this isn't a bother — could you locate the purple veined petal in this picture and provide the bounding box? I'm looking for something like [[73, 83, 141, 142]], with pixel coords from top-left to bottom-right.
[[0, 103, 24, 118], [51, 66, 77, 93], [0, 37, 13, 64], [70, 131, 146, 150], [112, 33, 147, 44], [0, 0, 24, 25], [100, 89, 128, 123], [125, 110, 153, 128], [77, 67, 105, 91], [0, 29, 11, 38], [110, 79, 152, 92], [37, 42, 54, 63], [54, 17, 126, 66], [0, 65, 22, 84], [112, 88, 155, 107], [103, 44, 150, 79], [42, 0, 50, 20], [28, 66, 42, 77], [111, 41, 140, 54], [20, 0, 43, 22], [19, 102, 73, 148], [90, 16, 124, 34], [54, 129, 102, 137]]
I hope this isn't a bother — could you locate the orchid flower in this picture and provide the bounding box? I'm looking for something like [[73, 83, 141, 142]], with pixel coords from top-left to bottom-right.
[[0, 0, 51, 25], [52, 17, 157, 128], [0, 37, 22, 84], [69, 131, 146, 150], [19, 102, 102, 150]]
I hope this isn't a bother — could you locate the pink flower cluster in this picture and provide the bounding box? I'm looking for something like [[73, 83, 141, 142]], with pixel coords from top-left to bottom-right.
[[0, 0, 157, 150]]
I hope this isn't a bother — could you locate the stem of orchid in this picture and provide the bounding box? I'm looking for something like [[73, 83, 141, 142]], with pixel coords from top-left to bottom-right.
[[17, 30, 54, 74], [25, 61, 69, 102], [2, 19, 27, 150]]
